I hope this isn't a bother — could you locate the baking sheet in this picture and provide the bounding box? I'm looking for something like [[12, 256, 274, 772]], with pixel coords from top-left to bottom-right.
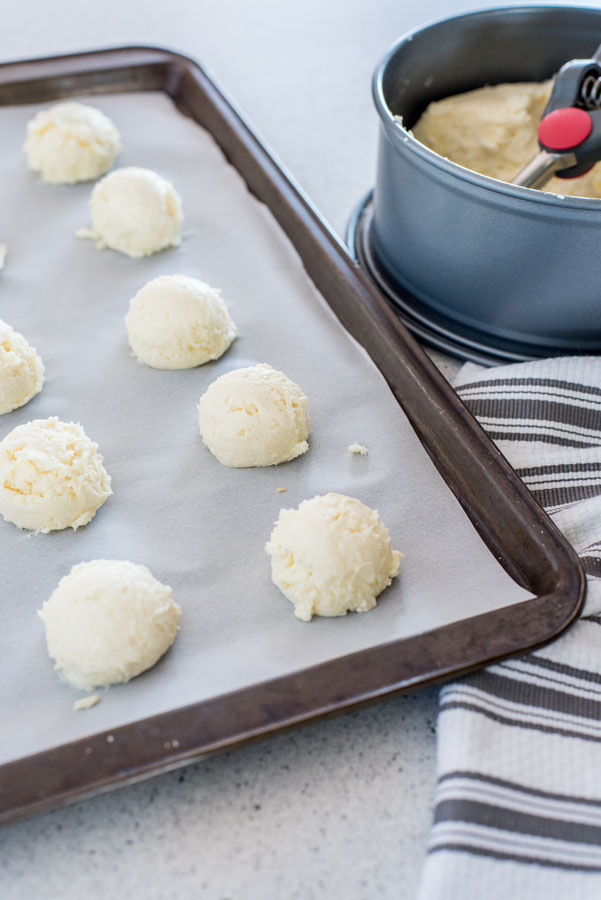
[[0, 91, 531, 767]]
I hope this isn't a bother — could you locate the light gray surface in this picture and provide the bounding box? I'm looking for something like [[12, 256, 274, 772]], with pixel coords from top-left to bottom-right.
[[0, 91, 529, 766], [0, 1, 582, 898], [3, 695, 439, 900]]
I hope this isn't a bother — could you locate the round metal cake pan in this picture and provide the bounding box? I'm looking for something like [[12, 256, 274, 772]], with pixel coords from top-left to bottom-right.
[[371, 5, 601, 358], [347, 192, 539, 365]]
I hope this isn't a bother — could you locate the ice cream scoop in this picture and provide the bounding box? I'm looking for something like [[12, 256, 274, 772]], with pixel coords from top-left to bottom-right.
[[125, 274, 237, 369], [24, 101, 121, 184], [38, 560, 180, 690], [0, 318, 44, 414], [266, 492, 402, 621], [0, 417, 111, 532], [197, 363, 310, 467], [513, 39, 601, 188]]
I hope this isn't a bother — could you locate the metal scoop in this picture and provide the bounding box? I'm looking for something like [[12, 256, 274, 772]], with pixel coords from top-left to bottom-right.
[[513, 41, 601, 189]]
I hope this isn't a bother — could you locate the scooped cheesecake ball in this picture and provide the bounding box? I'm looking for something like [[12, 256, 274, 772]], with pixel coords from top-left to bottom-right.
[[197, 363, 310, 467], [38, 560, 181, 690], [0, 319, 44, 414], [0, 417, 111, 532], [125, 275, 237, 369], [265, 492, 402, 621], [83, 166, 182, 258], [24, 101, 121, 184]]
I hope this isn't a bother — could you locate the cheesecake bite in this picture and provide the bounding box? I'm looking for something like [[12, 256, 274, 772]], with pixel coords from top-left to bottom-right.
[[80, 166, 182, 258], [0, 417, 111, 532], [24, 101, 121, 184], [39, 560, 181, 690], [266, 492, 402, 621], [197, 363, 310, 467], [126, 275, 237, 369], [0, 318, 44, 414]]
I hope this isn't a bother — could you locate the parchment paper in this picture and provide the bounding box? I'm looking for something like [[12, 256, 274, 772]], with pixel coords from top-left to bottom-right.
[[0, 92, 530, 766]]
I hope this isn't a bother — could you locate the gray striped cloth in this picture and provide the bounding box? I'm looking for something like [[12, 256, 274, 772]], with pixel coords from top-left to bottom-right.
[[419, 356, 601, 899]]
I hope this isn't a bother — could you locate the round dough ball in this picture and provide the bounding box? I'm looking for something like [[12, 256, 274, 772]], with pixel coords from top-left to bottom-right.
[[265, 492, 402, 621], [86, 166, 182, 258], [38, 560, 181, 689], [0, 319, 44, 414], [197, 363, 310, 467], [0, 417, 111, 533], [125, 275, 237, 369], [24, 101, 121, 184]]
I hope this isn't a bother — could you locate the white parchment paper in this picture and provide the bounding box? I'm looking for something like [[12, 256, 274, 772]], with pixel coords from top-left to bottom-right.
[[0, 92, 530, 765]]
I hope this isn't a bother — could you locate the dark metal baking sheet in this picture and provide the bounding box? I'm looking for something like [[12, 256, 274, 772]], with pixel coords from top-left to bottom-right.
[[0, 47, 585, 825]]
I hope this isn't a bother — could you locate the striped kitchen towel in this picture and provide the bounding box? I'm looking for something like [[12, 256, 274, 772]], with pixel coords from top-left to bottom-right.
[[419, 356, 601, 900]]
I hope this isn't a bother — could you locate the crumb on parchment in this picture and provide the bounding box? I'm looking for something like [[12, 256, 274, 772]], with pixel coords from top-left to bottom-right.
[[348, 443, 368, 455], [73, 694, 100, 711]]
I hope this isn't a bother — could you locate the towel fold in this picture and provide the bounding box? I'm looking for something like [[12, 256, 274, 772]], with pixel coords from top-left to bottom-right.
[[419, 356, 601, 900]]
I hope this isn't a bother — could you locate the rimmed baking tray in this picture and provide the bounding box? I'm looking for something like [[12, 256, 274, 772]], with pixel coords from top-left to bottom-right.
[[0, 47, 585, 826]]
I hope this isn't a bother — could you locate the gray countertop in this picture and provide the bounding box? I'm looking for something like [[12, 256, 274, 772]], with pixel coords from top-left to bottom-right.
[[0, 1, 495, 897]]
